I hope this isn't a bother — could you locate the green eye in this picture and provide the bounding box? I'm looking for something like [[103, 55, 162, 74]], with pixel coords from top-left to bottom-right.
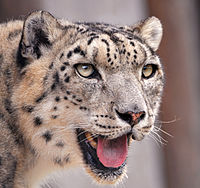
[[142, 64, 157, 79], [75, 63, 94, 78]]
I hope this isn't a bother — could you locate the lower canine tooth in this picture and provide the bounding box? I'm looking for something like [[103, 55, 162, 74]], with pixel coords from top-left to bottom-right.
[[85, 132, 97, 149]]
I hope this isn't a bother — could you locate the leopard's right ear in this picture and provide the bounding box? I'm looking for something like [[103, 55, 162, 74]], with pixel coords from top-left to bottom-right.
[[18, 11, 63, 67]]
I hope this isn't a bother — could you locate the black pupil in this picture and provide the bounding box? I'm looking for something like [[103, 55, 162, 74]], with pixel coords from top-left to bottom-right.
[[144, 66, 151, 71], [82, 65, 89, 70]]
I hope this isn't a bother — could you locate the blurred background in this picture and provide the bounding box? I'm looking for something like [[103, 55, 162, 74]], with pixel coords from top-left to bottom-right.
[[0, 0, 200, 187]]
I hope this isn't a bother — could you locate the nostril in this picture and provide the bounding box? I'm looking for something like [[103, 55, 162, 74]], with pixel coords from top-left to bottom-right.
[[139, 112, 145, 121], [115, 110, 132, 125]]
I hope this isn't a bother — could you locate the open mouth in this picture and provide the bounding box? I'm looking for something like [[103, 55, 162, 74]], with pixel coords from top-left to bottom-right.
[[76, 129, 131, 180]]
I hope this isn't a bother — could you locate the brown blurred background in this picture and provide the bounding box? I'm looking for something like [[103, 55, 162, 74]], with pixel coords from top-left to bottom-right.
[[0, 0, 200, 187]]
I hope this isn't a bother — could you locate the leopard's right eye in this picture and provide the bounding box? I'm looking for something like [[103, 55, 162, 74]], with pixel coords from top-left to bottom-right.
[[75, 64, 94, 78], [74, 63, 102, 80]]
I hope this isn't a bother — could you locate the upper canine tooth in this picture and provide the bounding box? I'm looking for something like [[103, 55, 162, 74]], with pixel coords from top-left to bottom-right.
[[85, 132, 97, 149]]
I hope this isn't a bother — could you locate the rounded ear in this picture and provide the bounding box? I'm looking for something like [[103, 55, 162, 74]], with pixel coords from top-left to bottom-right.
[[20, 11, 63, 61], [132, 17, 163, 51]]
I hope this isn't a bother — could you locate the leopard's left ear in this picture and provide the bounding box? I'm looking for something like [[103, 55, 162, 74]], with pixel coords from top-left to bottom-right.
[[132, 17, 163, 51], [19, 11, 63, 63]]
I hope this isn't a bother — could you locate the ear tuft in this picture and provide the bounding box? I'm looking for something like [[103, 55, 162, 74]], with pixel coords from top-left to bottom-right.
[[133, 17, 163, 51]]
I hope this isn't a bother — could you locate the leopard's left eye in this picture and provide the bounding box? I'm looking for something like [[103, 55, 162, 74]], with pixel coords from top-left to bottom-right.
[[75, 63, 95, 78], [142, 64, 157, 79]]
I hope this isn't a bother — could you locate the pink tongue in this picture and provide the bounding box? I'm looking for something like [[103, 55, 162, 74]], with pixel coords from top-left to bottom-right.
[[97, 135, 127, 168]]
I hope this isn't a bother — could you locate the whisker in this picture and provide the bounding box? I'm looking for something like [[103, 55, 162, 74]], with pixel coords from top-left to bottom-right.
[[156, 116, 180, 124], [152, 130, 168, 143], [78, 134, 99, 144], [154, 126, 173, 138], [148, 133, 161, 147], [77, 130, 89, 137]]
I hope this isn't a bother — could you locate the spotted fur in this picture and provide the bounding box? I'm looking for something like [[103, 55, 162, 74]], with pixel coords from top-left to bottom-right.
[[0, 11, 163, 187]]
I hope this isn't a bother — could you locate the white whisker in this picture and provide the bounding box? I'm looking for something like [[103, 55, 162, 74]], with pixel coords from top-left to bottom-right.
[[154, 126, 173, 138], [152, 129, 168, 144], [149, 133, 161, 147]]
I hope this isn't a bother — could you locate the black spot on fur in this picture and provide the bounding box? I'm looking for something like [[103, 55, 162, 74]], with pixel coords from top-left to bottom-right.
[[64, 96, 68, 100], [34, 117, 42, 126], [130, 41, 135, 47], [51, 72, 60, 91], [43, 131, 52, 142], [53, 106, 57, 110], [110, 35, 121, 44], [36, 91, 48, 103], [80, 106, 87, 111], [89, 33, 96, 36], [74, 46, 85, 57], [66, 91, 71, 95], [88, 36, 99, 45], [71, 101, 78, 105], [67, 51, 72, 58], [101, 39, 109, 46], [53, 72, 60, 84], [60, 66, 66, 71], [80, 50, 86, 57], [7, 122, 24, 145], [60, 53, 64, 59], [55, 96, 60, 102], [74, 46, 81, 53], [76, 98, 82, 102], [51, 83, 56, 91], [49, 62, 54, 69], [22, 105, 34, 113], [63, 62, 69, 66], [64, 76, 70, 83]]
